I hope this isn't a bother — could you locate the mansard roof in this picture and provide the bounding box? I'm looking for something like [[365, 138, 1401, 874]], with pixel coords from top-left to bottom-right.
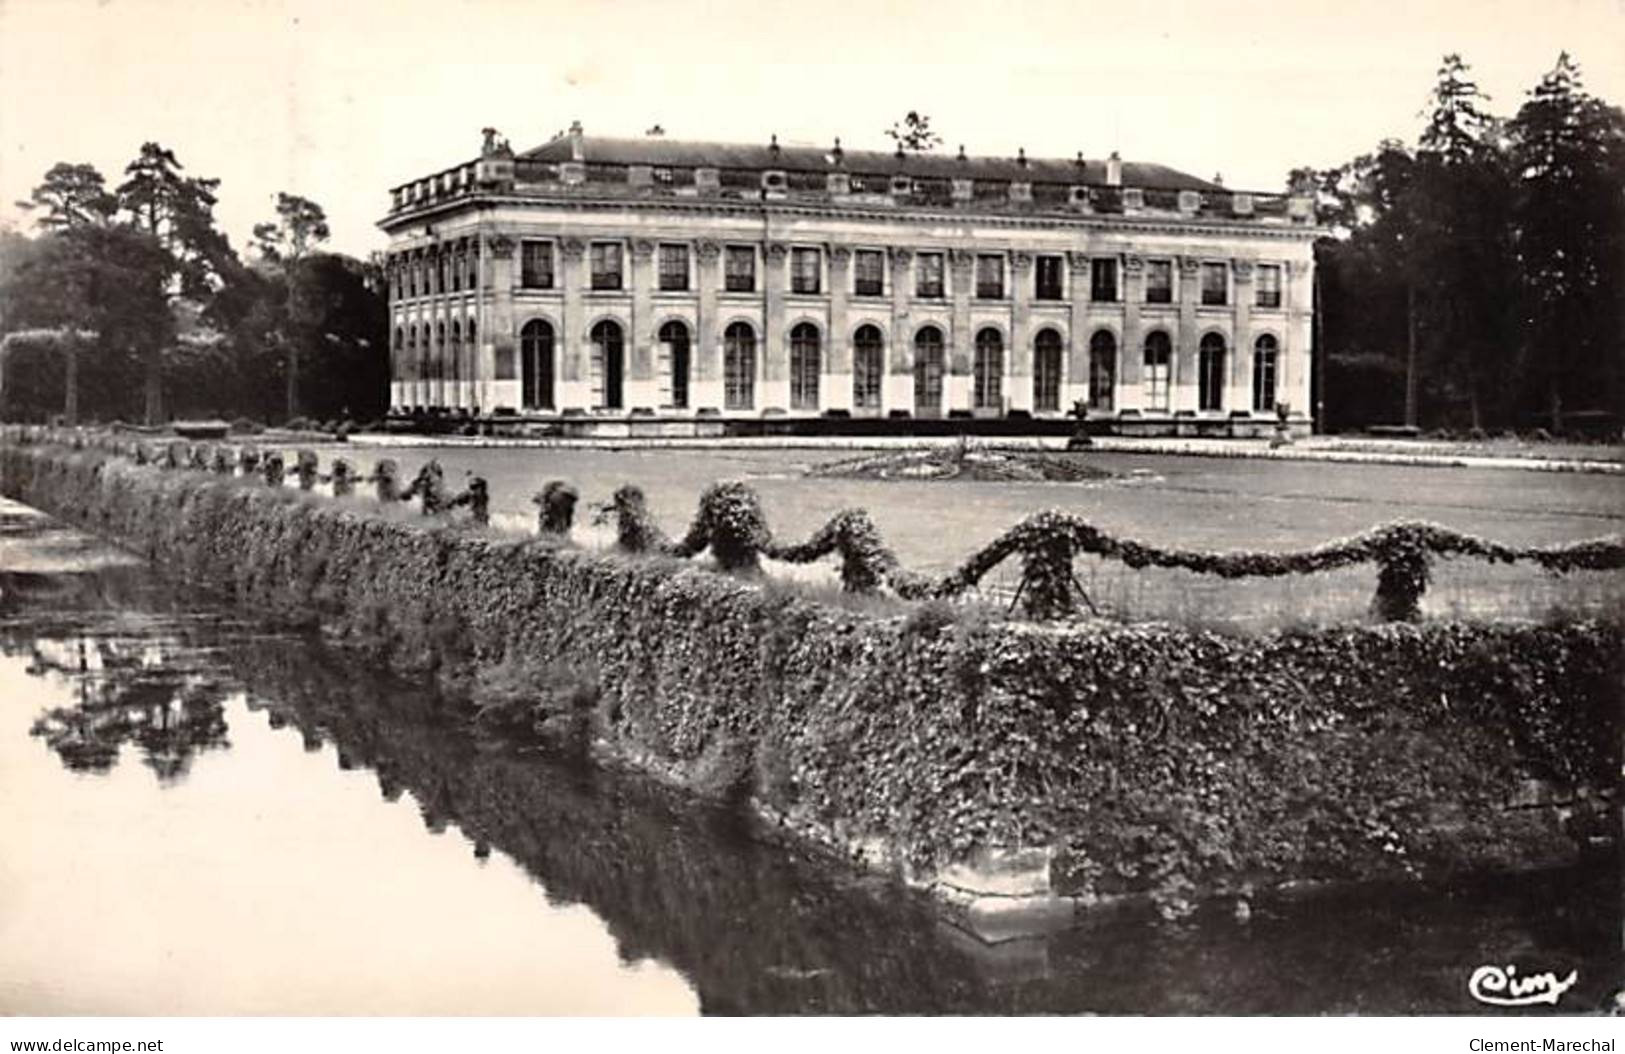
[[518, 133, 1222, 192]]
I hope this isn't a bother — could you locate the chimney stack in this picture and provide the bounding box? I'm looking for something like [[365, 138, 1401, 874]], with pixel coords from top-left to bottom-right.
[[1106, 150, 1122, 187], [568, 120, 584, 161]]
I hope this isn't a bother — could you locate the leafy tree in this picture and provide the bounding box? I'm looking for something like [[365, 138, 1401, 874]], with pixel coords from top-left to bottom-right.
[[116, 142, 235, 422], [1506, 53, 1625, 431], [252, 193, 331, 265], [15, 163, 118, 230], [0, 225, 171, 421], [250, 193, 334, 420], [1408, 54, 1517, 430], [1420, 54, 1496, 164], [885, 111, 942, 153]]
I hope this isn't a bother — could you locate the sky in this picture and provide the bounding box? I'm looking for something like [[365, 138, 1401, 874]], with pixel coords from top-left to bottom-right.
[[2, 0, 1622, 258]]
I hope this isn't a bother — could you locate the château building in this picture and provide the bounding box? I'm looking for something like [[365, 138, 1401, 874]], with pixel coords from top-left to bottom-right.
[[380, 123, 1321, 435]]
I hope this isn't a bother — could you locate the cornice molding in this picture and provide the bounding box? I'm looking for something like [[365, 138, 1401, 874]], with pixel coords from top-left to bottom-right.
[[379, 193, 1326, 245]]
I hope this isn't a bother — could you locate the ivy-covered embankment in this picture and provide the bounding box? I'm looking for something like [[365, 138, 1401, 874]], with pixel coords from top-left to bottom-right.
[[1, 437, 1618, 922]]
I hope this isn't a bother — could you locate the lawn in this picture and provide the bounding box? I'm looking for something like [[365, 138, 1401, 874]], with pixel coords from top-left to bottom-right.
[[307, 443, 1624, 629]]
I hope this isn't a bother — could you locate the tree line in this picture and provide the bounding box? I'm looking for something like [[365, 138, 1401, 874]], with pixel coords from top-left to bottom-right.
[[0, 143, 386, 426], [1304, 52, 1624, 436], [2, 56, 1621, 435]]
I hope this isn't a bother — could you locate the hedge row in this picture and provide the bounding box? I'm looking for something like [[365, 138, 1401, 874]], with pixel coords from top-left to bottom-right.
[[18, 426, 1624, 623], [603, 479, 1625, 621], [2, 441, 1618, 916]]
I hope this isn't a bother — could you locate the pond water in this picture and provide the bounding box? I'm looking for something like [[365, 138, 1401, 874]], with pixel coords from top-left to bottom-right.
[[0, 500, 1617, 1015]]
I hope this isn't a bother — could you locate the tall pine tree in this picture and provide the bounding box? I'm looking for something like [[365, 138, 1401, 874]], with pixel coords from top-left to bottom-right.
[[1507, 53, 1625, 432]]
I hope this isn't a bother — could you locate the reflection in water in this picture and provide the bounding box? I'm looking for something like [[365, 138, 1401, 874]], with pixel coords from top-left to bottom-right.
[[26, 634, 230, 781], [0, 563, 1619, 1015]]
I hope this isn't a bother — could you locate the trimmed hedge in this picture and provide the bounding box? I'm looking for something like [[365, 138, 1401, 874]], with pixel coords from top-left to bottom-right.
[[602, 481, 1625, 622], [2, 442, 1618, 916]]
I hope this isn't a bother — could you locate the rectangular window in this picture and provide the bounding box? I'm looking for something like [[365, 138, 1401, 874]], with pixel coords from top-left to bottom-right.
[[1145, 260, 1173, 304], [520, 240, 554, 289], [658, 243, 689, 291], [976, 254, 1004, 299], [1090, 258, 1118, 302], [590, 242, 622, 290], [854, 250, 885, 297], [916, 252, 945, 298], [724, 246, 756, 292], [790, 247, 821, 294], [1255, 264, 1282, 308], [1034, 255, 1064, 300], [1201, 262, 1228, 306]]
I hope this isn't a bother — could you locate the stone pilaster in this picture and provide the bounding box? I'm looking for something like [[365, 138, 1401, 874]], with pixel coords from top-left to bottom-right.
[[886, 246, 914, 412], [1119, 254, 1144, 409], [1230, 258, 1254, 414], [825, 244, 853, 412], [1286, 258, 1313, 416], [948, 249, 975, 412], [1065, 251, 1092, 411], [1009, 250, 1034, 413], [627, 239, 657, 412], [1175, 254, 1200, 412], [558, 237, 589, 410], [485, 234, 520, 413], [692, 239, 723, 412], [761, 242, 789, 412]]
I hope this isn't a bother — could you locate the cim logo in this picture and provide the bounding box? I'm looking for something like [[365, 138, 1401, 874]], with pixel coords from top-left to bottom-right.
[[1468, 963, 1579, 1008]]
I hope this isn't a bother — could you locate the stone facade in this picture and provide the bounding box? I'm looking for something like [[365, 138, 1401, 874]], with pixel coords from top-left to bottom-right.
[[380, 125, 1322, 430]]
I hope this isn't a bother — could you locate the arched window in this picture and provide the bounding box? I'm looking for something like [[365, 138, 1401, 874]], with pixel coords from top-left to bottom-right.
[[913, 326, 945, 416], [393, 327, 404, 382], [789, 323, 821, 411], [658, 320, 690, 409], [1033, 328, 1063, 412], [853, 324, 884, 411], [974, 328, 1004, 411], [1143, 331, 1171, 412], [521, 320, 555, 409], [724, 322, 755, 410], [590, 319, 625, 409], [1252, 334, 1279, 412], [408, 324, 420, 384], [449, 320, 461, 383], [1199, 333, 1226, 411], [435, 322, 447, 384], [1088, 330, 1116, 411]]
